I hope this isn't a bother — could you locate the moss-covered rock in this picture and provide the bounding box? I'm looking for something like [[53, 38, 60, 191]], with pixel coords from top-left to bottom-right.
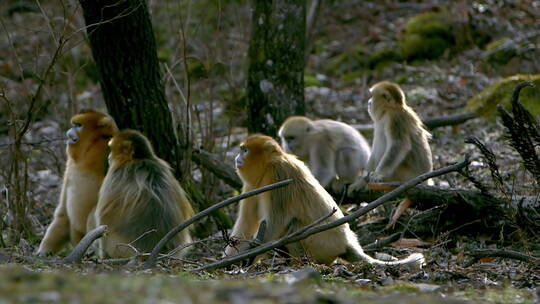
[[466, 74, 540, 116], [482, 38, 518, 65], [399, 11, 492, 62], [399, 12, 454, 61], [368, 48, 403, 70], [323, 44, 369, 76]]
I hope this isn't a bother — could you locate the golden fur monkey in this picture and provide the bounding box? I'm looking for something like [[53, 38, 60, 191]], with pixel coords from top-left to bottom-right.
[[37, 109, 118, 256], [278, 116, 371, 190], [225, 134, 424, 266], [95, 129, 194, 258], [366, 81, 433, 227]]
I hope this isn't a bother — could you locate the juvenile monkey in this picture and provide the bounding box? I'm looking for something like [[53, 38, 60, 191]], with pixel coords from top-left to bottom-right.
[[366, 81, 433, 227], [95, 129, 194, 258], [278, 116, 371, 190], [37, 109, 118, 256], [225, 134, 424, 266]]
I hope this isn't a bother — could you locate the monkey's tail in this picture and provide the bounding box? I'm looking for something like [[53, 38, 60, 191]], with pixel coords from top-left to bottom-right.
[[344, 244, 425, 267]]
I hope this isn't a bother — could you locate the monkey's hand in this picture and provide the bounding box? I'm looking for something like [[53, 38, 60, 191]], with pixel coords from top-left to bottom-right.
[[347, 177, 368, 195], [368, 171, 387, 183]]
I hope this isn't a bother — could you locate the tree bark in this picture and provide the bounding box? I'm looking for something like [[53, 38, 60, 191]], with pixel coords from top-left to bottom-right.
[[79, 0, 181, 175], [78, 0, 232, 234], [246, 0, 306, 137]]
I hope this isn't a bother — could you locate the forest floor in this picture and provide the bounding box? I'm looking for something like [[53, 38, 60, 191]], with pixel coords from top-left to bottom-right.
[[1, 0, 540, 303]]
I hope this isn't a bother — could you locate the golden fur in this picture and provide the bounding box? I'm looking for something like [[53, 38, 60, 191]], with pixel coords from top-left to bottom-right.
[[37, 109, 118, 256], [226, 134, 424, 266], [367, 81, 432, 182], [95, 129, 194, 258]]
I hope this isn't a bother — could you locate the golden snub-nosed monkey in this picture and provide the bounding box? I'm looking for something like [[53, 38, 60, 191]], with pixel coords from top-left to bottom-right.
[[94, 129, 194, 258], [366, 81, 433, 227], [225, 134, 424, 267], [37, 109, 118, 256], [278, 116, 370, 191]]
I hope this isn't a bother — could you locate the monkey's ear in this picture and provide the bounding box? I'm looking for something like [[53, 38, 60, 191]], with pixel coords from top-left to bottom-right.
[[120, 141, 133, 156]]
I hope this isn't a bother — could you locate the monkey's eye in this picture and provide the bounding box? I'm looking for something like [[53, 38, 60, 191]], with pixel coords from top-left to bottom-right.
[[240, 146, 248, 154]]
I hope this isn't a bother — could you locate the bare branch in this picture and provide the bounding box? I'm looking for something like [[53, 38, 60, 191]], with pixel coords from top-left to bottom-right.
[[465, 248, 539, 266], [142, 179, 293, 269], [196, 208, 337, 271], [64, 225, 108, 263]]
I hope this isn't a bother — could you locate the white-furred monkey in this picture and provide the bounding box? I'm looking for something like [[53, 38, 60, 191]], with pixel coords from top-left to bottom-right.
[[94, 129, 194, 258], [278, 116, 371, 190], [366, 81, 433, 227], [225, 134, 424, 266], [37, 109, 118, 256]]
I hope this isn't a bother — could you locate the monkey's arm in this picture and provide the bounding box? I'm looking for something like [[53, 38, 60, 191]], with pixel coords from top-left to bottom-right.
[[375, 127, 411, 180], [310, 145, 336, 187], [225, 198, 260, 256], [37, 177, 70, 255]]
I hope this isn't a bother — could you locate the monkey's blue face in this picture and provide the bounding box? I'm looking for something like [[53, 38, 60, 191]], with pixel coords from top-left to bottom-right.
[[66, 123, 82, 145], [235, 146, 248, 169]]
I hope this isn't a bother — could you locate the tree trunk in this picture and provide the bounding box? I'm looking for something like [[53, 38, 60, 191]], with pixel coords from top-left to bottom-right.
[[246, 0, 306, 137], [78, 0, 232, 234], [79, 0, 181, 176]]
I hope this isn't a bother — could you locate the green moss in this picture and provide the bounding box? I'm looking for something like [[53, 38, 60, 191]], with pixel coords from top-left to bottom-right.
[[323, 44, 368, 76], [399, 12, 454, 61], [466, 74, 540, 116], [368, 48, 403, 70], [483, 38, 518, 65], [304, 73, 321, 87]]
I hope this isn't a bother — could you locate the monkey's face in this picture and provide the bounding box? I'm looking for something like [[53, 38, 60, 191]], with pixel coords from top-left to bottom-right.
[[68, 110, 117, 146], [278, 128, 308, 158], [66, 123, 82, 145], [236, 135, 279, 182], [235, 145, 248, 169]]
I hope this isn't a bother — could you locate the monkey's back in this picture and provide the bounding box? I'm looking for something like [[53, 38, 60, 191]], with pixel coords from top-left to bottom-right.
[[271, 154, 362, 264], [97, 159, 192, 254]]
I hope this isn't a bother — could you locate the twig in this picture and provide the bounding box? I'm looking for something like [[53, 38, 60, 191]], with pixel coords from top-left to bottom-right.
[[465, 248, 539, 267], [63, 225, 107, 263], [196, 208, 337, 271], [363, 232, 402, 250], [195, 158, 470, 271], [142, 179, 293, 269]]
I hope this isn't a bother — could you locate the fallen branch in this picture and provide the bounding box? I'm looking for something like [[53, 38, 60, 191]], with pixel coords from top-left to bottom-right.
[[191, 148, 242, 189], [465, 248, 539, 267], [142, 179, 293, 269], [195, 158, 470, 271], [196, 208, 337, 271], [353, 112, 477, 132], [64, 225, 108, 263], [363, 232, 401, 250]]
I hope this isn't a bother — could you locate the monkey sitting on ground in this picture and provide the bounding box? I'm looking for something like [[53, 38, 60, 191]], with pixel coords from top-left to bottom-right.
[[366, 81, 433, 227], [278, 116, 371, 191], [224, 134, 424, 266], [37, 109, 118, 256], [94, 130, 194, 258]]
